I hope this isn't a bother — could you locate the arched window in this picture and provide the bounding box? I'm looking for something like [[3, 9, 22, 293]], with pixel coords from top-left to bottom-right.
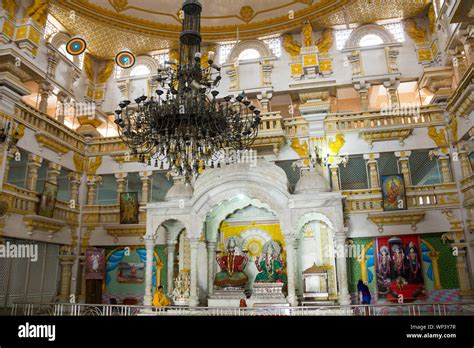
[[130, 64, 151, 77], [359, 34, 384, 47], [238, 48, 261, 61]]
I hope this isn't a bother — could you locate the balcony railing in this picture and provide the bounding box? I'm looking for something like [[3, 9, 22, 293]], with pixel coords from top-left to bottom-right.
[[15, 103, 86, 153], [342, 183, 460, 213], [325, 105, 445, 133], [0, 183, 79, 224], [10, 301, 474, 316]]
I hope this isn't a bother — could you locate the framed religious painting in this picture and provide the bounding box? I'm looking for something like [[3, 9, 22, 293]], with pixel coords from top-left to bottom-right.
[[120, 192, 139, 224], [381, 174, 406, 211], [85, 247, 105, 280], [117, 262, 145, 283], [375, 235, 426, 302], [37, 181, 59, 218]]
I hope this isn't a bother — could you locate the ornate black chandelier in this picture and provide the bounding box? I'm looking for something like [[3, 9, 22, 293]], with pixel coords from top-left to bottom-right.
[[114, 0, 261, 180]]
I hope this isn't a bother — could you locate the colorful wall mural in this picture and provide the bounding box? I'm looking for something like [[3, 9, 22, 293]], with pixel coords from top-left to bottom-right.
[[102, 245, 167, 305], [348, 233, 459, 305]]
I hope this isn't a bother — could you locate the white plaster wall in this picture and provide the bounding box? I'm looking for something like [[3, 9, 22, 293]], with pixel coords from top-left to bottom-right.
[[345, 208, 462, 238], [3, 213, 71, 245]]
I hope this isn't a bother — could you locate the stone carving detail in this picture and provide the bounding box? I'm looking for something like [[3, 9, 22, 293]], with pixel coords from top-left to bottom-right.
[[172, 271, 191, 305]]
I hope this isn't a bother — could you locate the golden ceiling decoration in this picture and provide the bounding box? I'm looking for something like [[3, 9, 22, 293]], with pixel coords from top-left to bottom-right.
[[318, 0, 427, 27], [240, 6, 255, 23], [48, 3, 171, 59], [49, 0, 429, 59]]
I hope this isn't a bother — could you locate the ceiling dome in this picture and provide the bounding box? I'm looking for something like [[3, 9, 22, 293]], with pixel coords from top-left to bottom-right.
[[294, 168, 330, 194]]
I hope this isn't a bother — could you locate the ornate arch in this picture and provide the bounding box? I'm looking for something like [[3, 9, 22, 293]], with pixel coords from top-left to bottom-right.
[[294, 212, 335, 239], [227, 39, 273, 62], [50, 32, 83, 67], [346, 24, 396, 48], [119, 55, 159, 79], [204, 195, 278, 242]]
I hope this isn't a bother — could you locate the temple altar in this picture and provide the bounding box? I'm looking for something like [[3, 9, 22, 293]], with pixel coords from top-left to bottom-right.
[[144, 159, 349, 307]]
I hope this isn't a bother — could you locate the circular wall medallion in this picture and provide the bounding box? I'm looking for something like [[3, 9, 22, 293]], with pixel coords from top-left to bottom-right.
[[115, 51, 136, 69], [66, 37, 87, 55]]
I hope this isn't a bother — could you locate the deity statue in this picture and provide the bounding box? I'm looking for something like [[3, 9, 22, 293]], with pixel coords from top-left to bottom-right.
[[172, 271, 191, 303], [282, 34, 301, 57], [254, 241, 287, 283], [378, 245, 391, 282], [404, 242, 422, 283], [391, 244, 405, 279], [214, 237, 249, 288], [302, 20, 314, 47], [315, 29, 334, 53]]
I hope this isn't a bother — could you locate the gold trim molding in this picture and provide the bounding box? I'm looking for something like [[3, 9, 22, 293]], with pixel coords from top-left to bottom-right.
[[104, 224, 146, 237], [367, 210, 426, 233], [360, 128, 413, 147], [23, 214, 66, 238]]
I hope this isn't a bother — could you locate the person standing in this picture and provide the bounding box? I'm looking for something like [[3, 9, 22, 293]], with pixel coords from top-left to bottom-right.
[[357, 279, 372, 305]]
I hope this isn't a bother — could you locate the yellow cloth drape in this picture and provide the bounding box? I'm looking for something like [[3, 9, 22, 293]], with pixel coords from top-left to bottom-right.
[[152, 291, 171, 307]]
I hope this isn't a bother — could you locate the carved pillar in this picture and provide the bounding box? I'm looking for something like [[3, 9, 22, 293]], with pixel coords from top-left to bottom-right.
[[427, 250, 441, 290], [330, 164, 340, 191], [143, 235, 155, 306], [3, 151, 14, 183], [46, 46, 59, 79], [86, 175, 101, 205], [284, 235, 298, 306], [166, 239, 176, 296], [38, 81, 52, 114], [452, 245, 472, 297], [438, 155, 453, 183], [395, 151, 412, 186], [46, 162, 62, 185], [139, 171, 151, 204], [189, 238, 199, 306], [364, 153, 380, 189], [56, 91, 68, 124], [354, 81, 370, 111], [57, 254, 75, 301], [114, 172, 128, 201], [383, 79, 400, 106], [68, 172, 81, 205], [26, 154, 43, 191], [256, 90, 273, 113], [260, 60, 273, 87], [335, 232, 351, 305], [78, 255, 86, 303], [459, 151, 472, 179], [206, 240, 217, 298]]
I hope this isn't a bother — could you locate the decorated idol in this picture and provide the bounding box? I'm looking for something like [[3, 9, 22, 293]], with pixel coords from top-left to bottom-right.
[[255, 241, 287, 283]]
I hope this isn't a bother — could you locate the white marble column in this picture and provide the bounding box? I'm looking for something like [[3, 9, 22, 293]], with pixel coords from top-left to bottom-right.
[[143, 235, 155, 306], [335, 232, 351, 305], [166, 239, 176, 296], [284, 235, 298, 306], [189, 238, 199, 306], [207, 240, 217, 298]]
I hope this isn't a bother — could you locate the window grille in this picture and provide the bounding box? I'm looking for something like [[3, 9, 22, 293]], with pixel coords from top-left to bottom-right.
[[57, 167, 72, 201], [262, 36, 282, 57], [383, 22, 405, 43], [35, 160, 49, 193], [150, 172, 173, 202], [97, 174, 118, 205], [126, 172, 142, 202], [218, 42, 236, 64], [6, 149, 29, 188], [335, 28, 353, 50], [409, 150, 442, 185], [377, 152, 399, 176], [275, 160, 300, 193], [339, 155, 369, 190]]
